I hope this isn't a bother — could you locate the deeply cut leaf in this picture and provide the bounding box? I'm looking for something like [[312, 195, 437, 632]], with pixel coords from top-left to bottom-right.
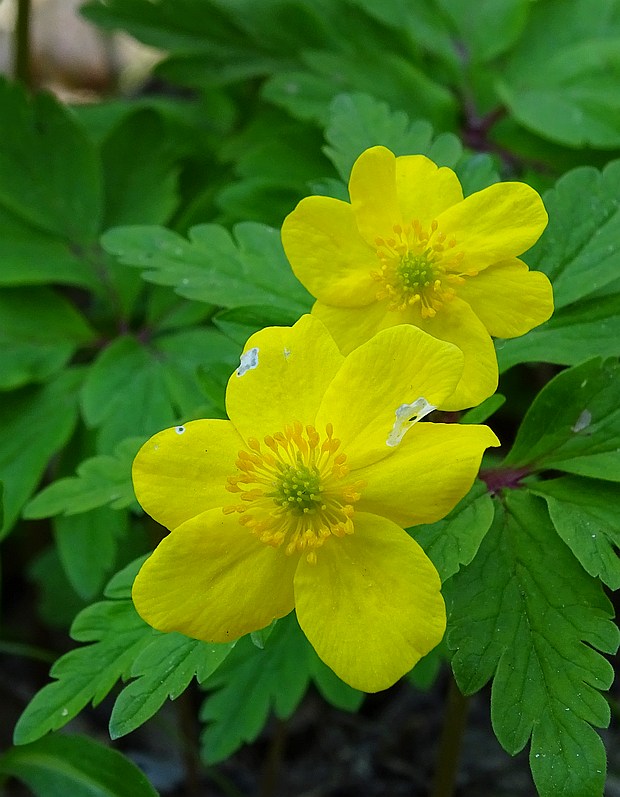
[[448, 490, 618, 797]]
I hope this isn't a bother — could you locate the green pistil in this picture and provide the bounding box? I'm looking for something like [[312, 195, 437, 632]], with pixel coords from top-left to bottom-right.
[[272, 461, 322, 512], [396, 251, 436, 293]]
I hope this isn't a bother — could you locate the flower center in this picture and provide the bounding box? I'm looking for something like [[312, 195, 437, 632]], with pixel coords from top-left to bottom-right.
[[223, 421, 365, 565], [372, 220, 470, 317]]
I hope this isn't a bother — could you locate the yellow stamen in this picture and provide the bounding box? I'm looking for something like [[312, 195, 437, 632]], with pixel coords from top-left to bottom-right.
[[372, 220, 466, 314], [223, 422, 365, 562]]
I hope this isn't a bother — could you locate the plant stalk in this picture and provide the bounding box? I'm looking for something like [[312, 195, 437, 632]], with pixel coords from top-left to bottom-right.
[[430, 673, 470, 797], [15, 0, 32, 87]]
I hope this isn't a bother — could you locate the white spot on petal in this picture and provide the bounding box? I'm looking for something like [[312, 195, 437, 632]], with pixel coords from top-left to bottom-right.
[[175, 426, 186, 435], [386, 397, 436, 447], [283, 347, 291, 359], [237, 347, 259, 377], [571, 409, 591, 433]]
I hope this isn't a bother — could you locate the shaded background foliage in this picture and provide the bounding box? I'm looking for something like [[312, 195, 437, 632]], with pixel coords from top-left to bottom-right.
[[1, 1, 620, 795]]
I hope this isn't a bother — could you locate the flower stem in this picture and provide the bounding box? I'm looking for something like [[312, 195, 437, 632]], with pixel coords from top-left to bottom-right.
[[14, 0, 32, 87], [430, 672, 470, 797]]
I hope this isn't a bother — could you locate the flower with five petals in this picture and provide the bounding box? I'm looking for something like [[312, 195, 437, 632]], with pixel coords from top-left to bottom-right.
[[281, 146, 553, 409], [131, 315, 499, 692]]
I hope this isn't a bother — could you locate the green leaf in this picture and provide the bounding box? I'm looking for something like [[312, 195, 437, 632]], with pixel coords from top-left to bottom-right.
[[0, 734, 158, 797], [411, 480, 495, 581], [25, 437, 143, 518], [498, 161, 620, 370], [0, 78, 102, 242], [324, 92, 462, 183], [13, 599, 152, 745], [53, 508, 129, 600], [531, 476, 620, 590], [499, 38, 620, 148], [110, 633, 234, 739], [100, 109, 180, 228], [436, 0, 530, 63], [448, 490, 618, 797], [0, 370, 82, 537], [505, 357, 620, 480], [104, 555, 149, 600], [460, 393, 506, 424], [101, 222, 312, 316], [0, 287, 95, 389], [200, 614, 313, 764]]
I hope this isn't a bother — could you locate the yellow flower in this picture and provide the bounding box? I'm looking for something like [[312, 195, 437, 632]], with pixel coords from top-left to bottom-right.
[[281, 146, 553, 409], [131, 315, 499, 692]]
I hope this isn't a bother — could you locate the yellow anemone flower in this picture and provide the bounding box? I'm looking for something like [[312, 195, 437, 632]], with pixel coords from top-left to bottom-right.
[[131, 315, 499, 692], [281, 146, 553, 409]]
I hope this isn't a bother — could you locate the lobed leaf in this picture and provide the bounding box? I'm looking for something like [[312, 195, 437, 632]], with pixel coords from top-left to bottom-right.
[[412, 480, 495, 582], [101, 222, 312, 316], [531, 476, 620, 590], [505, 357, 620, 480], [110, 633, 234, 739], [448, 490, 619, 797], [24, 437, 143, 518], [200, 614, 362, 763]]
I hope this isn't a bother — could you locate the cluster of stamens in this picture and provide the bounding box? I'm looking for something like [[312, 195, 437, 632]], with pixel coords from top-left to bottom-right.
[[223, 422, 365, 565], [372, 219, 474, 317]]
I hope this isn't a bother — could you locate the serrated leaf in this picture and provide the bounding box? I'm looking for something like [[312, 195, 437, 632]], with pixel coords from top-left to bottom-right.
[[13, 600, 153, 745], [0, 287, 95, 389], [0, 734, 158, 797], [447, 490, 618, 797], [531, 476, 620, 590], [505, 358, 620, 480], [110, 633, 234, 739], [101, 222, 312, 316], [411, 480, 495, 581], [24, 437, 143, 518], [104, 555, 150, 600], [200, 614, 313, 763], [0, 370, 82, 537], [324, 92, 462, 183]]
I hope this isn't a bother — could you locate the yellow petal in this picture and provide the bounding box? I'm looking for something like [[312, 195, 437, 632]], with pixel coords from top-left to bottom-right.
[[294, 512, 445, 692], [355, 422, 499, 527], [414, 297, 498, 410], [132, 419, 243, 530], [312, 298, 408, 355], [348, 145, 402, 244], [437, 181, 548, 272], [315, 324, 464, 469], [226, 315, 344, 443], [132, 507, 297, 642], [457, 258, 554, 338], [396, 154, 463, 227], [281, 195, 379, 307]]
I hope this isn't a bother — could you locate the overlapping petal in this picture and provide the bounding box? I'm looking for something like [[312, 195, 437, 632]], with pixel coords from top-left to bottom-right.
[[413, 297, 498, 410], [457, 258, 554, 338], [132, 508, 298, 643], [355, 423, 500, 527], [294, 512, 445, 692], [132, 419, 243, 530], [226, 315, 344, 443], [281, 195, 379, 307], [437, 181, 548, 273], [315, 324, 464, 469], [348, 145, 402, 244], [395, 154, 463, 226], [311, 298, 406, 355]]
